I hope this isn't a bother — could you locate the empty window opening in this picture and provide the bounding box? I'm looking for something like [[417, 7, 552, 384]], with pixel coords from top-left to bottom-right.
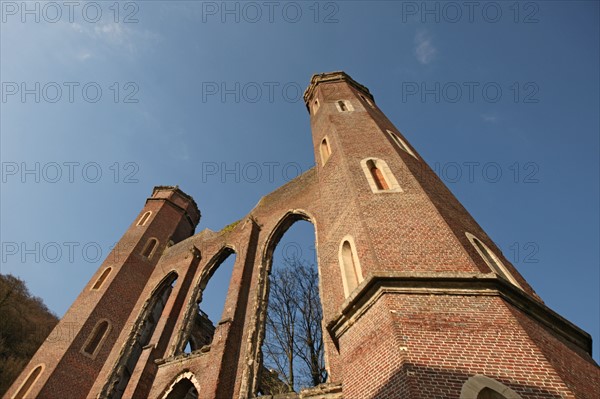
[[339, 238, 363, 297], [178, 248, 236, 355], [478, 388, 508, 399], [184, 308, 216, 353], [137, 211, 152, 226], [335, 100, 353, 112], [360, 94, 374, 108], [460, 375, 522, 399], [312, 98, 320, 114], [199, 250, 236, 327], [360, 158, 402, 193], [108, 273, 178, 399], [92, 268, 112, 290], [474, 239, 502, 275], [320, 137, 331, 165], [259, 218, 326, 394], [164, 377, 199, 399], [387, 130, 417, 158], [368, 160, 390, 190], [13, 365, 43, 399], [83, 320, 110, 357], [466, 233, 521, 288], [142, 238, 159, 259]]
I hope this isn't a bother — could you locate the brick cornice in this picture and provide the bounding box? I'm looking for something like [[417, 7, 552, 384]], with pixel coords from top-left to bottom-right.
[[326, 272, 594, 356], [303, 71, 374, 111]]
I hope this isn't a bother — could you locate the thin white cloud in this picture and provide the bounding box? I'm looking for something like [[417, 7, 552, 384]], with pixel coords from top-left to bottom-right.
[[76, 51, 92, 61], [94, 23, 126, 44], [481, 114, 498, 123], [415, 31, 437, 65], [65, 20, 160, 59]]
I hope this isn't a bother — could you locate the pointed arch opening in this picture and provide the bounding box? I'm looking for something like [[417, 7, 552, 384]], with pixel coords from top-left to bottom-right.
[[141, 238, 159, 259], [360, 158, 402, 193], [12, 364, 43, 399], [180, 247, 237, 354], [360, 94, 374, 109], [137, 211, 152, 226], [368, 160, 389, 190], [92, 267, 112, 290], [335, 100, 353, 112], [320, 137, 331, 165], [466, 233, 521, 288], [386, 130, 417, 158], [161, 372, 200, 399], [256, 211, 327, 395], [312, 98, 320, 114], [81, 319, 111, 358], [460, 375, 523, 399], [339, 237, 363, 297], [103, 272, 179, 399]]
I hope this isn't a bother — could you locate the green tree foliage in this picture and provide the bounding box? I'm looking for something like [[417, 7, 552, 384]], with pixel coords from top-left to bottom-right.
[[0, 274, 58, 396]]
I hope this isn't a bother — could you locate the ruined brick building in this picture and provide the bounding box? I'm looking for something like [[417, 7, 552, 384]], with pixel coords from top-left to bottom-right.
[[5, 72, 599, 399]]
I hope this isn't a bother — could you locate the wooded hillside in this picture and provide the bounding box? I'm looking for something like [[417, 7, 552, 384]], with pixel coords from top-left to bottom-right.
[[0, 274, 58, 396]]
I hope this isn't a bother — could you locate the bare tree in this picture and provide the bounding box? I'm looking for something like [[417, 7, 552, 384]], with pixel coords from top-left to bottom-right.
[[293, 264, 327, 387], [260, 258, 327, 394]]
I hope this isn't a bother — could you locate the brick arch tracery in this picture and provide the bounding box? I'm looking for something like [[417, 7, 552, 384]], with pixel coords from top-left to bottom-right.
[[160, 371, 201, 399], [243, 209, 321, 397], [174, 245, 237, 354], [100, 271, 179, 399], [460, 375, 523, 399]]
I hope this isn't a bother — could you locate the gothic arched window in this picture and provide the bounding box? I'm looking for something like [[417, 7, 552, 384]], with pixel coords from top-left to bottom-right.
[[336, 100, 354, 112], [82, 320, 111, 358], [460, 375, 523, 399], [137, 211, 152, 226], [92, 267, 112, 290], [339, 237, 363, 297], [386, 130, 417, 158], [13, 365, 43, 399], [466, 233, 521, 288], [320, 137, 332, 165], [360, 158, 402, 193], [141, 238, 159, 259]]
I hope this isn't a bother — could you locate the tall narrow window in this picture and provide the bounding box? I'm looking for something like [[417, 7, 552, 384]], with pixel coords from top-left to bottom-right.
[[386, 130, 417, 158], [259, 216, 325, 394], [466, 233, 521, 288], [312, 98, 320, 114], [82, 320, 110, 357], [137, 211, 152, 226], [361, 158, 402, 193], [320, 137, 331, 165], [368, 160, 389, 190], [141, 238, 159, 259], [360, 94, 374, 108], [335, 100, 353, 112], [339, 238, 363, 297], [13, 365, 43, 399], [92, 267, 112, 290]]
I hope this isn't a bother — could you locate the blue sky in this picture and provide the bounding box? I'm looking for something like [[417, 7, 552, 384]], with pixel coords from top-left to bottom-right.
[[1, 1, 598, 361]]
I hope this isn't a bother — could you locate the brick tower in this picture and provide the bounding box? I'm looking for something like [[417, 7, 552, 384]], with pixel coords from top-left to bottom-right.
[[5, 72, 599, 399]]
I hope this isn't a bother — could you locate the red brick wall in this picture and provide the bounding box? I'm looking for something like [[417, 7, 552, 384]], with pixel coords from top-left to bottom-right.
[[6, 74, 598, 399]]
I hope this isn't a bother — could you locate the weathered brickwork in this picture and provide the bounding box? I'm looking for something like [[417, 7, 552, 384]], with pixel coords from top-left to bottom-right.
[[5, 72, 598, 399]]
